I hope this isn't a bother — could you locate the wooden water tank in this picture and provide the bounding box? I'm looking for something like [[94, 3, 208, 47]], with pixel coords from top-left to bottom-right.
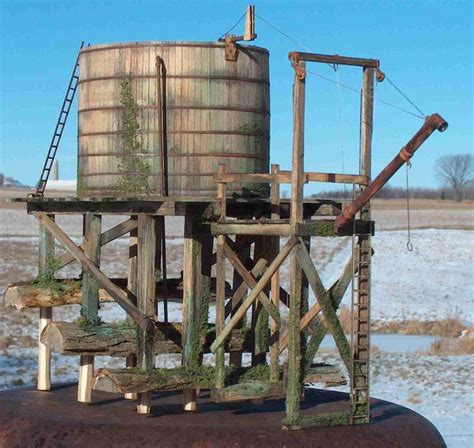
[[77, 41, 270, 198]]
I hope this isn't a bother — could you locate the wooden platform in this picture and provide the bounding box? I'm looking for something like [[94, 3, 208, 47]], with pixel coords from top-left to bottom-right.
[[0, 385, 446, 447]]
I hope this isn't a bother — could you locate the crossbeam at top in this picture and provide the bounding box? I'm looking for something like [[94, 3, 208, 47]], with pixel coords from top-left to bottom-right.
[[289, 51, 380, 68]]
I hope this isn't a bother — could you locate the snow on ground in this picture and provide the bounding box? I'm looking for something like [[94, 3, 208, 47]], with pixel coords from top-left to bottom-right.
[[0, 219, 473, 446]]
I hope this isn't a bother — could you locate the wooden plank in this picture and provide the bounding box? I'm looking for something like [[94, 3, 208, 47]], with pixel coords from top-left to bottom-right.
[[32, 212, 149, 330], [270, 164, 281, 382], [295, 220, 374, 237], [210, 237, 297, 354], [78, 213, 101, 403], [56, 219, 138, 270], [37, 214, 54, 391], [210, 381, 285, 403], [295, 242, 351, 371], [136, 215, 157, 414], [304, 172, 369, 186], [215, 234, 226, 388], [289, 51, 379, 68], [211, 222, 291, 236], [223, 238, 280, 325]]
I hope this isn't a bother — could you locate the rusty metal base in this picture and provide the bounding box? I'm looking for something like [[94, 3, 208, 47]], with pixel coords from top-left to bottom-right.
[[0, 384, 445, 447]]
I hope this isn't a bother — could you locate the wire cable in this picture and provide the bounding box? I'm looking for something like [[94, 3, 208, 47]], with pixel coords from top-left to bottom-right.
[[218, 11, 246, 40], [385, 75, 425, 118], [306, 68, 425, 120]]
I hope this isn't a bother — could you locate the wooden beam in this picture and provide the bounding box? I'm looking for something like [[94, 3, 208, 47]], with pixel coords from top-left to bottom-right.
[[289, 51, 379, 68], [78, 213, 101, 404], [37, 215, 54, 391], [211, 222, 291, 236], [32, 212, 149, 330], [210, 381, 285, 403], [210, 237, 297, 354]]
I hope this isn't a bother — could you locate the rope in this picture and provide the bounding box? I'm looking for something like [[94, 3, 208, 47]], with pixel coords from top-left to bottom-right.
[[334, 65, 348, 203], [219, 11, 246, 40], [385, 75, 425, 118], [306, 68, 425, 120], [405, 162, 413, 251]]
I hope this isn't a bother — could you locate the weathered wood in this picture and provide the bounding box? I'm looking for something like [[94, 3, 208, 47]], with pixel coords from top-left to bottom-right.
[[285, 59, 306, 427], [211, 222, 291, 236], [296, 242, 351, 372], [270, 164, 281, 382], [283, 412, 350, 430], [32, 212, 149, 330], [56, 218, 137, 270], [210, 381, 285, 403], [136, 215, 157, 413], [3, 277, 202, 309], [303, 364, 346, 387], [304, 172, 369, 186], [210, 237, 297, 353], [295, 220, 374, 237], [40, 321, 255, 356], [223, 237, 280, 325], [289, 51, 379, 68], [78, 43, 270, 198], [215, 234, 226, 389], [304, 256, 355, 369], [94, 367, 215, 395], [125, 216, 138, 400], [37, 214, 54, 391], [78, 213, 102, 403], [229, 235, 252, 367]]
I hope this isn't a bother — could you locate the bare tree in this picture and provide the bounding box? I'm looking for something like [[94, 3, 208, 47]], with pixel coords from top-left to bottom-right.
[[435, 154, 474, 202]]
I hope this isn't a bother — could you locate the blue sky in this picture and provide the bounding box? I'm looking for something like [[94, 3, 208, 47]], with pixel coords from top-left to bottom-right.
[[0, 0, 472, 193]]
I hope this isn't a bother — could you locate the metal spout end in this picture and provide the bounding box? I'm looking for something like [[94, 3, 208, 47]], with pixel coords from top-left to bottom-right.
[[429, 113, 448, 132]]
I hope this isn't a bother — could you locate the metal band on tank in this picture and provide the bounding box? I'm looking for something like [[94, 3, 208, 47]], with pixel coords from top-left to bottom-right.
[[79, 130, 269, 137], [78, 105, 270, 114], [78, 74, 269, 86], [79, 42, 269, 55], [78, 152, 269, 160]]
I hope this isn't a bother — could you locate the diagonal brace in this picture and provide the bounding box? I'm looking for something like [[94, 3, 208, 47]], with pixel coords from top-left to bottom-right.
[[210, 236, 297, 353], [295, 239, 351, 371], [223, 237, 280, 324], [56, 218, 138, 270], [32, 212, 150, 331]]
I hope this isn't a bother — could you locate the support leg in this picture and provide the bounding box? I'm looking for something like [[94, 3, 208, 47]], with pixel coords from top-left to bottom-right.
[[125, 216, 138, 400], [37, 214, 54, 391], [78, 213, 101, 403], [136, 215, 156, 414]]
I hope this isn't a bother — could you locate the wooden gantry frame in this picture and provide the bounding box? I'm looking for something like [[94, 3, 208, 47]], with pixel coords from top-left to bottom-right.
[[5, 50, 378, 429]]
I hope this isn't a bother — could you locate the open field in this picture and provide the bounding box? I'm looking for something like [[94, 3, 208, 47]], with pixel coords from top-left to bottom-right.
[[0, 197, 473, 446]]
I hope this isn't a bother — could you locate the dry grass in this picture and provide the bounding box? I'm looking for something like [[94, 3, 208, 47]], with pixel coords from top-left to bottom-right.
[[408, 394, 422, 404], [371, 198, 474, 211], [428, 333, 474, 356], [372, 316, 467, 338]]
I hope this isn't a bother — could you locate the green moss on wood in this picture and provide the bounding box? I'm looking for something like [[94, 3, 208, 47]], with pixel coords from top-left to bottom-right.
[[33, 258, 65, 298], [118, 78, 152, 195], [283, 411, 349, 429]]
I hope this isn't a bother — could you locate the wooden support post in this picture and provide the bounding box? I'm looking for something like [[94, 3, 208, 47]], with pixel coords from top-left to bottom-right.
[[253, 236, 270, 366], [270, 164, 281, 382], [285, 58, 306, 428], [125, 216, 138, 400], [229, 235, 251, 367], [37, 214, 54, 391], [215, 164, 227, 389], [182, 214, 208, 411], [78, 213, 102, 403], [136, 215, 157, 414]]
